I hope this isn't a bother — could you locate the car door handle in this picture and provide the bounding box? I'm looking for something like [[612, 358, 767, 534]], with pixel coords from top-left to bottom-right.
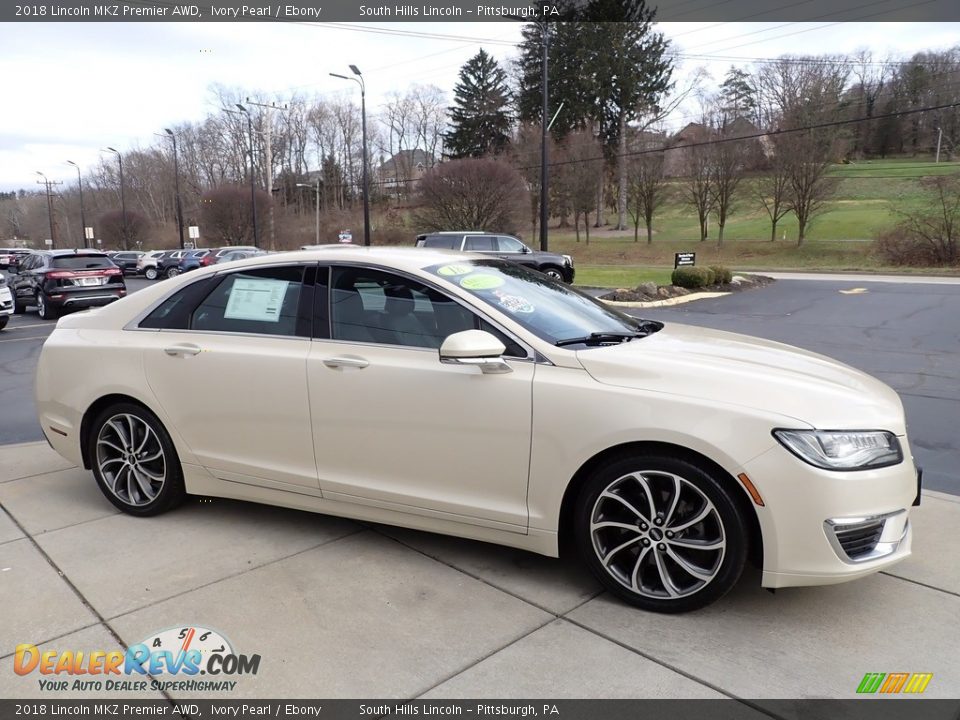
[[164, 344, 202, 357], [323, 356, 369, 369]]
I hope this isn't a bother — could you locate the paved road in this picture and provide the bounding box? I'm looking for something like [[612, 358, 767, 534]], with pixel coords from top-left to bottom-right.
[[1, 274, 957, 494]]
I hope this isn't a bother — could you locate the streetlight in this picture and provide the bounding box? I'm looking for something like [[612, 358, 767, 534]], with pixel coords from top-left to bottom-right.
[[35, 171, 58, 249], [225, 104, 259, 248], [296, 180, 321, 246], [65, 161, 88, 248], [163, 129, 186, 250], [330, 65, 370, 246], [101, 147, 128, 250]]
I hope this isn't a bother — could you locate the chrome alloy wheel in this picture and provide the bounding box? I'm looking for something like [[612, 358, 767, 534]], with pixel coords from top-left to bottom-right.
[[590, 470, 726, 599], [95, 413, 167, 506]]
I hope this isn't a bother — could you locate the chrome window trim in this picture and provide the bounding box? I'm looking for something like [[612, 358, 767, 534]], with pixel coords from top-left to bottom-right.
[[322, 260, 540, 363]]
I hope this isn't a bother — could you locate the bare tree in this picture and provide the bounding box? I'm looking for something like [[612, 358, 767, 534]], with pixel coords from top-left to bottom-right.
[[683, 145, 714, 242], [709, 136, 746, 247], [782, 130, 840, 246], [563, 131, 604, 244], [626, 150, 667, 243], [876, 174, 960, 266], [200, 185, 271, 246], [754, 148, 792, 242], [415, 158, 527, 234], [98, 210, 150, 250]]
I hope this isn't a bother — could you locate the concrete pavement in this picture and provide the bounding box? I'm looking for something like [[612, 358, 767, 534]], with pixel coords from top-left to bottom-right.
[[2, 442, 959, 704]]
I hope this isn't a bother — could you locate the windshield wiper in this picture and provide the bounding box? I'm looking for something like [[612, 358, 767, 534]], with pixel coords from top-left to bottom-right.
[[555, 331, 647, 347]]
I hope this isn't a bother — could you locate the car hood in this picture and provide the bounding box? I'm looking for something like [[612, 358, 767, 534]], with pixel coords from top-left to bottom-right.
[[575, 323, 906, 433]]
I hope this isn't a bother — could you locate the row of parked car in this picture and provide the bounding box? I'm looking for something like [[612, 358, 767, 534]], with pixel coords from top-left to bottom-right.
[[0, 246, 267, 324]]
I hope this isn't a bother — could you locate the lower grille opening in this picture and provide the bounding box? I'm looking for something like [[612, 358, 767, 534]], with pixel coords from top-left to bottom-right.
[[834, 521, 884, 560]]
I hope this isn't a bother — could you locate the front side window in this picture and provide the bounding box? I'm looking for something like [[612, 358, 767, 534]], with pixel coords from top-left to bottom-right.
[[190, 266, 305, 337], [329, 266, 525, 356]]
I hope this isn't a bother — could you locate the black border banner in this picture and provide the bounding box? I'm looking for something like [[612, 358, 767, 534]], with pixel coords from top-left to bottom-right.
[[2, 0, 959, 22], [2, 700, 960, 720]]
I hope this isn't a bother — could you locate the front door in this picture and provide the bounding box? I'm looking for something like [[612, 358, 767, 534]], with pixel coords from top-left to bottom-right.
[[306, 266, 534, 531]]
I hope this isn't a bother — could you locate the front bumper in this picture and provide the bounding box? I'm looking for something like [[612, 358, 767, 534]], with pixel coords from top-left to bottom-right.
[[742, 443, 916, 588]]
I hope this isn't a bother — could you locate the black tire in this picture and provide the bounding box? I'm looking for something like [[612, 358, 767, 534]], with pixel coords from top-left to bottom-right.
[[575, 453, 748, 613], [165, 267, 180, 279], [144, 267, 158, 280], [0, 315, 7, 331], [88, 402, 186, 517], [13, 294, 26, 314], [36, 292, 59, 321], [542, 266, 565, 282]]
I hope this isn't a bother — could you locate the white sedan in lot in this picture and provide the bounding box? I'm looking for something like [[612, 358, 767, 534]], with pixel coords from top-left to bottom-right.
[[35, 247, 918, 612]]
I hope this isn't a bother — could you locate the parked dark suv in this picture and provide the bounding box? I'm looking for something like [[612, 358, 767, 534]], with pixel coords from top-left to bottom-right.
[[10, 250, 126, 320], [415, 231, 575, 283]]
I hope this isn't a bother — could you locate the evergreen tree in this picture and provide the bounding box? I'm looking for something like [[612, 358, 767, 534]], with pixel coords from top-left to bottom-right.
[[444, 49, 512, 159], [718, 66, 758, 127]]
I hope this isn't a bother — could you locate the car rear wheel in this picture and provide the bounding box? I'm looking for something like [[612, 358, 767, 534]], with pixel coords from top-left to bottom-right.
[[165, 267, 180, 279], [89, 403, 185, 517], [36, 292, 58, 320], [144, 267, 158, 280], [13, 295, 26, 314], [575, 453, 748, 613]]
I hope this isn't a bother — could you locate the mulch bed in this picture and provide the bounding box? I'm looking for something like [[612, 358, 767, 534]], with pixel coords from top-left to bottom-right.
[[600, 274, 775, 302]]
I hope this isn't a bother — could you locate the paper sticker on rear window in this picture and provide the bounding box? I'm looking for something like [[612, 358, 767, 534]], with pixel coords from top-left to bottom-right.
[[460, 274, 504, 290], [223, 277, 289, 322], [437, 264, 473, 276]]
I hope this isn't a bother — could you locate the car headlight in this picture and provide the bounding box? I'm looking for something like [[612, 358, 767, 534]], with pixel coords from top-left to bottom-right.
[[562, 254, 573, 266], [773, 429, 902, 470]]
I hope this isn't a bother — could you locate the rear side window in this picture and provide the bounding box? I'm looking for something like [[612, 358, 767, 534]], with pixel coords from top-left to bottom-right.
[[464, 236, 496, 251], [51, 255, 113, 270], [191, 266, 306, 337], [418, 235, 460, 250]]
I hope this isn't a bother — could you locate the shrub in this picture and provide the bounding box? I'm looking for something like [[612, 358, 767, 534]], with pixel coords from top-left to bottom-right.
[[709, 265, 733, 284], [671, 266, 714, 289]]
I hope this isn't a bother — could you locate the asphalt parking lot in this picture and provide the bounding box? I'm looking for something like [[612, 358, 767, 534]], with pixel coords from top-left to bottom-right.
[[2, 272, 958, 495]]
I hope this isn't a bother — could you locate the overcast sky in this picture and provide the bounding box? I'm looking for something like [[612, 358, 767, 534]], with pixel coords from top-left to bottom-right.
[[0, 20, 957, 192]]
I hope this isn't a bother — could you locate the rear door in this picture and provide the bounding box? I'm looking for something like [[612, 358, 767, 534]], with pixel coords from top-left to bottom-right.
[[139, 263, 320, 490]]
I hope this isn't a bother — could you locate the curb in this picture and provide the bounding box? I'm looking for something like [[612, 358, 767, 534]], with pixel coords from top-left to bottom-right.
[[600, 291, 731, 309]]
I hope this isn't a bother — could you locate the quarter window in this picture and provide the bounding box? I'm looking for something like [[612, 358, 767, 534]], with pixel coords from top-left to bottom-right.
[[496, 237, 526, 253]]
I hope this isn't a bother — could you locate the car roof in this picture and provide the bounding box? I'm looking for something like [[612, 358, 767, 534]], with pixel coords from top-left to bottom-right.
[[41, 249, 108, 256], [221, 246, 487, 274]]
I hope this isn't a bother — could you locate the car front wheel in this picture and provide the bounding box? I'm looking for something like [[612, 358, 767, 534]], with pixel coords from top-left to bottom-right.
[[89, 403, 186, 516], [575, 453, 748, 613], [0, 315, 7, 331], [542, 266, 565, 282]]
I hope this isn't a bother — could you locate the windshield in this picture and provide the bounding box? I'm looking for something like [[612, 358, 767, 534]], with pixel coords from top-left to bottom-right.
[[425, 259, 661, 347]]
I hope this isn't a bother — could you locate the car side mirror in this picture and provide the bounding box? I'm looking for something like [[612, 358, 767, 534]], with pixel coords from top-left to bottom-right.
[[439, 330, 512, 374], [522, 246, 532, 253]]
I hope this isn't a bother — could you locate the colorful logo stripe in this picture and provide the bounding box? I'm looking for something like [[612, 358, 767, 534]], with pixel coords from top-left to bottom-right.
[[857, 672, 933, 694]]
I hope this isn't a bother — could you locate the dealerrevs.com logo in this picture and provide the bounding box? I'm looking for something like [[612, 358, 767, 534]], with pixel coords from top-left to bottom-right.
[[15, 625, 260, 693]]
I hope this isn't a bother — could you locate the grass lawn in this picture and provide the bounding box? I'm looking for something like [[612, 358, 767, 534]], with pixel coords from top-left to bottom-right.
[[556, 159, 960, 288]]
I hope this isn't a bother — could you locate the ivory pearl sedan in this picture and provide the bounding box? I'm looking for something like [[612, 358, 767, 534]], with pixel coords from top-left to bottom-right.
[[35, 247, 919, 612]]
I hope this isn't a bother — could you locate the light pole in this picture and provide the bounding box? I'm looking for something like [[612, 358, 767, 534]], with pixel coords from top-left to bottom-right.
[[226, 105, 259, 248], [102, 147, 128, 250], [296, 180, 321, 246], [539, 21, 550, 252], [163, 129, 186, 249], [65, 161, 88, 248], [35, 171, 61, 249], [330, 65, 370, 246]]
